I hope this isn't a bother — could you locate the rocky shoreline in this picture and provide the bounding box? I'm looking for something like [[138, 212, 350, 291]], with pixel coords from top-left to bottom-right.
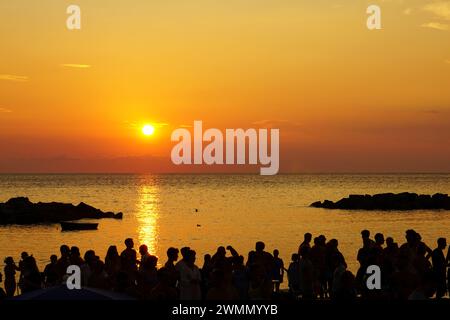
[[0, 197, 123, 225], [310, 192, 450, 210]]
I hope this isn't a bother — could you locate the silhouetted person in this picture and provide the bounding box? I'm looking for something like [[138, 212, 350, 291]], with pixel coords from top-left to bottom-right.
[[55, 245, 71, 282], [232, 255, 249, 300], [69, 246, 84, 266], [310, 235, 327, 298], [249, 241, 274, 281], [3, 257, 18, 297], [88, 260, 109, 290], [138, 255, 158, 298], [248, 264, 272, 300], [164, 247, 179, 288], [120, 238, 138, 283], [105, 245, 121, 280], [271, 249, 284, 293], [431, 238, 447, 298], [80, 250, 98, 286], [383, 237, 399, 282], [200, 254, 212, 298], [287, 253, 300, 295], [326, 238, 344, 294], [413, 242, 431, 283], [178, 250, 201, 300], [43, 254, 58, 287], [331, 253, 347, 299], [298, 233, 312, 255], [356, 237, 373, 292], [20, 256, 41, 293], [298, 246, 314, 300], [139, 244, 151, 271]]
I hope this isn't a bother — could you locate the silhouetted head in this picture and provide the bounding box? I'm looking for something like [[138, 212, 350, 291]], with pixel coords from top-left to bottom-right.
[[70, 246, 80, 257], [84, 250, 96, 264], [255, 241, 265, 252], [124, 238, 134, 249], [273, 249, 279, 257], [188, 250, 196, 264], [60, 245, 70, 257], [361, 230, 370, 239], [106, 245, 119, 258], [375, 233, 384, 245], [386, 237, 394, 247], [304, 233, 312, 243], [21, 252, 29, 260], [144, 255, 158, 269], [180, 247, 190, 260], [139, 244, 148, 256], [318, 235, 326, 245], [329, 239, 338, 248], [405, 229, 417, 244], [313, 237, 320, 245], [50, 254, 57, 263], [291, 253, 299, 262], [216, 246, 226, 257], [167, 247, 179, 261], [4, 256, 14, 265], [204, 254, 211, 264], [437, 238, 447, 249], [24, 256, 38, 272]]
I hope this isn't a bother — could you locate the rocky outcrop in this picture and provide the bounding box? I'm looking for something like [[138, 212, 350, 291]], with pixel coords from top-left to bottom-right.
[[0, 197, 123, 225], [310, 192, 450, 210]]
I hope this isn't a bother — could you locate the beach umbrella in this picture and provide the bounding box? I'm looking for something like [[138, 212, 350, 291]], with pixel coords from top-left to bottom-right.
[[12, 286, 135, 300]]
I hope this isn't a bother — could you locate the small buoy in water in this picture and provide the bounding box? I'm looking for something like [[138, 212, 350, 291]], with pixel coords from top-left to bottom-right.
[[196, 224, 201, 227], [195, 208, 199, 212]]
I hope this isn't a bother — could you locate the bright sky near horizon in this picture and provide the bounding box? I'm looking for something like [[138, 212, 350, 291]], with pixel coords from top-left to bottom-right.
[[0, 0, 450, 173]]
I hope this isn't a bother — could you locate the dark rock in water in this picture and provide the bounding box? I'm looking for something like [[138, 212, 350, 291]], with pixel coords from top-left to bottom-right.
[[310, 192, 450, 210], [0, 197, 123, 225]]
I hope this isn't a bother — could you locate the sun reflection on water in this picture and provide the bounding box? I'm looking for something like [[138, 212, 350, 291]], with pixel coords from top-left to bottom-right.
[[136, 183, 160, 256]]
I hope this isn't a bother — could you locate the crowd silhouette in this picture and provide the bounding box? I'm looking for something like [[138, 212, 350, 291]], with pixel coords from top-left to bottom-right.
[[1, 229, 449, 300]]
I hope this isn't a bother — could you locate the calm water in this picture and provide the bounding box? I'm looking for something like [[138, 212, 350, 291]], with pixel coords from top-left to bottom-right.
[[1, 174, 450, 280]]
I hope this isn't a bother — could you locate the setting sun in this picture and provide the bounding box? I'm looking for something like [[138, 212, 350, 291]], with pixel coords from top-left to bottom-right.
[[142, 124, 155, 136]]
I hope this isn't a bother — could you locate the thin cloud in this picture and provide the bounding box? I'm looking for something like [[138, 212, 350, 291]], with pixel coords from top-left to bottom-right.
[[0, 107, 12, 113], [252, 120, 302, 129], [0, 74, 29, 82], [424, 1, 450, 20], [60, 64, 91, 69], [421, 22, 449, 30], [403, 8, 412, 15]]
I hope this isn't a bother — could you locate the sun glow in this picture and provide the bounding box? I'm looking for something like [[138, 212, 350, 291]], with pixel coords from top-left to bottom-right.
[[142, 124, 155, 136]]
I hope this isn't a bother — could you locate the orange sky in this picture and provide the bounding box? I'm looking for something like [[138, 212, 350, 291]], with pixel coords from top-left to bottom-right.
[[1, 0, 450, 173]]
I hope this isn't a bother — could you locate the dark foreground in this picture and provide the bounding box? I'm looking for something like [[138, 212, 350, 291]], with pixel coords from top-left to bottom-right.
[[1, 229, 449, 302]]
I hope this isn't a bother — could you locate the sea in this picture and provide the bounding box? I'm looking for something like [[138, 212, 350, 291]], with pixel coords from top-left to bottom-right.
[[1, 174, 449, 281]]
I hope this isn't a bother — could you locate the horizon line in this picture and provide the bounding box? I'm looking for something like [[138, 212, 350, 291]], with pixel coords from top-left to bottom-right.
[[0, 172, 449, 175]]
